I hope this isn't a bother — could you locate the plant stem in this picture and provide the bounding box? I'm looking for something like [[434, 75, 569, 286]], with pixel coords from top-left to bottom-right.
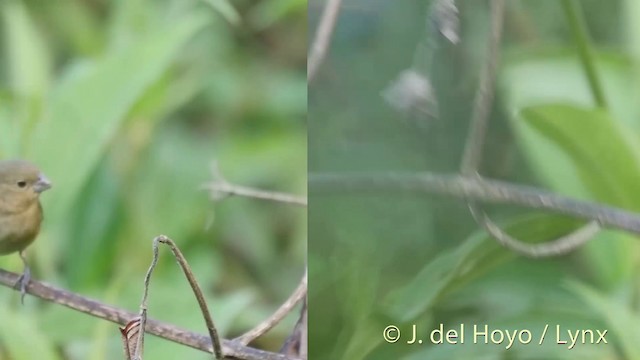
[[561, 0, 608, 108]]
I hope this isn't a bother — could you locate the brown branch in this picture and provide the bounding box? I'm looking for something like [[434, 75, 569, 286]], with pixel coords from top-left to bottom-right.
[[0, 269, 296, 360], [456, 0, 597, 256], [309, 172, 640, 236], [308, 0, 343, 82], [145, 236, 223, 359], [130, 236, 222, 359], [235, 270, 307, 346], [204, 162, 307, 207], [279, 296, 307, 359]]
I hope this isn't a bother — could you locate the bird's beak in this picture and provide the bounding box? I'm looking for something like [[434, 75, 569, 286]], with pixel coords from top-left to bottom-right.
[[34, 174, 52, 193]]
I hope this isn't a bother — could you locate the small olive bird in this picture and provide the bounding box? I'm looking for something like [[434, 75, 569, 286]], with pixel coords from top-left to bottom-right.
[[0, 160, 51, 302]]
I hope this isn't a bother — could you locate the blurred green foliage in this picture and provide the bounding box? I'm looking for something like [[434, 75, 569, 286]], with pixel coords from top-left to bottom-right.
[[0, 0, 306, 358], [310, 0, 640, 359]]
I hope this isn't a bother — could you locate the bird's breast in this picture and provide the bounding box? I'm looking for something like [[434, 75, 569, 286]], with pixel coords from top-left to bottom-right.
[[0, 200, 43, 254]]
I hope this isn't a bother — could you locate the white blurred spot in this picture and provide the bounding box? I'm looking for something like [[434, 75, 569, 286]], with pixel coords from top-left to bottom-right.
[[382, 69, 438, 120]]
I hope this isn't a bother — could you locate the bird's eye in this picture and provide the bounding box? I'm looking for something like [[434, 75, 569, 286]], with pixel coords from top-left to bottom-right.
[[17, 180, 27, 188]]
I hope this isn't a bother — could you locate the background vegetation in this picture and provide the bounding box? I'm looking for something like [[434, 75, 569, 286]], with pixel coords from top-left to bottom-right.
[[0, 0, 306, 359], [309, 0, 640, 359]]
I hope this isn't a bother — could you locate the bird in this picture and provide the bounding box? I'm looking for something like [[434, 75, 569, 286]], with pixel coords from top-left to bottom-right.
[[0, 159, 51, 303]]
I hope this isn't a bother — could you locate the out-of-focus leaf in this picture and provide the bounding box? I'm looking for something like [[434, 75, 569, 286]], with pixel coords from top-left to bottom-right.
[[0, 108, 19, 157], [26, 12, 211, 255], [383, 235, 488, 322], [384, 213, 591, 322], [0, 307, 62, 360], [521, 104, 640, 208], [1, 0, 51, 147], [569, 282, 640, 360], [124, 124, 213, 256], [249, 0, 306, 29], [520, 104, 640, 286], [501, 50, 640, 130], [65, 160, 123, 287], [502, 51, 640, 201], [202, 0, 242, 26], [1, 1, 51, 97], [341, 317, 386, 360]]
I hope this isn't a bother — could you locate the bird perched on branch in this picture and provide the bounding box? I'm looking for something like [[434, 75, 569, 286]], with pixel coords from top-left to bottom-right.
[[0, 160, 51, 303]]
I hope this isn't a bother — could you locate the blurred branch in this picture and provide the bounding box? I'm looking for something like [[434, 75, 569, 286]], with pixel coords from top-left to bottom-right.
[[457, 0, 599, 257], [459, 0, 505, 176], [235, 270, 307, 346], [308, 0, 343, 81], [0, 269, 296, 360], [204, 162, 307, 207], [309, 172, 640, 236]]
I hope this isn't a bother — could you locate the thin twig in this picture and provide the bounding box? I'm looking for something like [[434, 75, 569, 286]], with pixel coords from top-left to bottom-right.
[[150, 235, 224, 359], [309, 172, 640, 235], [459, 0, 505, 176], [205, 162, 307, 207], [0, 270, 292, 360], [457, 0, 597, 256], [469, 205, 601, 257], [308, 0, 343, 81], [235, 270, 307, 346], [133, 238, 161, 359]]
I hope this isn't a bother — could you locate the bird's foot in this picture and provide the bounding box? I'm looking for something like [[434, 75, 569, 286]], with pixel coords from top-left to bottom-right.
[[13, 266, 31, 304]]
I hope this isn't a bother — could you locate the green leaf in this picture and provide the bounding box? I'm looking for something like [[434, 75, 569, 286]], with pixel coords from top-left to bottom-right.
[[25, 12, 211, 254], [249, 0, 306, 30], [501, 49, 640, 130], [201, 0, 242, 26], [521, 104, 640, 208], [520, 104, 640, 286], [569, 282, 640, 360], [383, 214, 588, 322], [2, 1, 51, 97], [341, 317, 386, 360], [0, 306, 62, 360], [1, 0, 51, 149]]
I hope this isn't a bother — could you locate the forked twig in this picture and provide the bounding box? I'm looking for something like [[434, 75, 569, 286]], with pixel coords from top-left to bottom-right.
[[132, 235, 223, 359], [204, 162, 307, 207], [234, 270, 307, 346]]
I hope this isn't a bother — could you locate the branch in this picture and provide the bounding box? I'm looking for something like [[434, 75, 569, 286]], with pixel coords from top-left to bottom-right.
[[135, 236, 223, 359], [468, 205, 601, 257], [456, 0, 599, 256], [204, 162, 307, 207], [0, 269, 296, 360], [235, 270, 307, 346], [460, 0, 505, 176], [308, 0, 343, 82], [309, 172, 640, 235], [279, 295, 307, 358]]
